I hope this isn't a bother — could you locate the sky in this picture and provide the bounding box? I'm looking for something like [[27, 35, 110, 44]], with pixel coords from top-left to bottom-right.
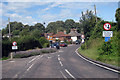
[[0, 0, 119, 29]]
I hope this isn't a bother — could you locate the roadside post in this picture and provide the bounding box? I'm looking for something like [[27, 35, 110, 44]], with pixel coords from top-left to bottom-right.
[[11, 41, 18, 60], [81, 35, 85, 43], [103, 23, 113, 42]]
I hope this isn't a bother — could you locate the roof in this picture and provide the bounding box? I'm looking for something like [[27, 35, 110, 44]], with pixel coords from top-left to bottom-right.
[[68, 29, 81, 37], [53, 32, 70, 38]]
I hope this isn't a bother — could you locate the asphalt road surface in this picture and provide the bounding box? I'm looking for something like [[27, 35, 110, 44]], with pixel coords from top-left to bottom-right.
[[2, 44, 119, 79]]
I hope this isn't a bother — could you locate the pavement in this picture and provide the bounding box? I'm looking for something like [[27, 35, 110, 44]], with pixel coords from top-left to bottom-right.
[[2, 44, 119, 79]]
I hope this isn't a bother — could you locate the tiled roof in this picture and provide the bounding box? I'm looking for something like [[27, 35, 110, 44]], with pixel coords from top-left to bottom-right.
[[68, 29, 81, 37], [53, 32, 70, 37]]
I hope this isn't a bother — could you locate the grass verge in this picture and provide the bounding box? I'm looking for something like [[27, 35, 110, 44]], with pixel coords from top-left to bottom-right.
[[78, 38, 119, 67]]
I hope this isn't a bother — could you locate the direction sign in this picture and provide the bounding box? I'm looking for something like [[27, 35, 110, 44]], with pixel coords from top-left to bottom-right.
[[103, 23, 111, 31], [103, 31, 113, 37], [12, 41, 17, 46], [105, 37, 110, 42]]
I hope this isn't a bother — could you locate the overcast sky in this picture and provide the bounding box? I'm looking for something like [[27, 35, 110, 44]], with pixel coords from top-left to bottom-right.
[[0, 0, 119, 29]]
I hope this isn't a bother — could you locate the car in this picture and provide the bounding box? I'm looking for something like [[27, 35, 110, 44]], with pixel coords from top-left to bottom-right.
[[75, 40, 80, 45], [60, 43, 68, 47]]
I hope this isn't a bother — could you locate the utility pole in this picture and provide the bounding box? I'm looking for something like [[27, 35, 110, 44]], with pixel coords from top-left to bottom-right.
[[94, 4, 97, 22], [8, 17, 11, 40]]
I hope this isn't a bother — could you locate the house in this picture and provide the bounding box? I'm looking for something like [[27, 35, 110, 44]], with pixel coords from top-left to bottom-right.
[[52, 31, 71, 42], [68, 29, 81, 42]]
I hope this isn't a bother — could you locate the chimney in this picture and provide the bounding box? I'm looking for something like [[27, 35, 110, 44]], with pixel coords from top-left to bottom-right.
[[64, 30, 66, 34]]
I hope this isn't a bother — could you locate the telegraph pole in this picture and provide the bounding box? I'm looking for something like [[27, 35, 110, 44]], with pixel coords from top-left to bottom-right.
[[8, 17, 11, 40], [94, 4, 97, 22]]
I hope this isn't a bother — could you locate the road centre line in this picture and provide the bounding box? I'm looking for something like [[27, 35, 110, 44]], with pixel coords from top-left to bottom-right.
[[75, 48, 120, 73], [59, 61, 63, 66], [65, 69, 76, 79], [60, 71, 67, 79], [27, 63, 34, 71]]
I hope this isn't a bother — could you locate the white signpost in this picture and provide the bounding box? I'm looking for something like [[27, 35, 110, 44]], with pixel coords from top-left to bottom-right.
[[81, 35, 85, 43], [12, 41, 18, 50]]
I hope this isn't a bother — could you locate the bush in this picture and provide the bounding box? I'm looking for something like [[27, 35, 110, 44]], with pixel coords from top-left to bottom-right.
[[81, 44, 85, 50], [43, 43, 49, 48], [2, 37, 12, 57], [39, 37, 50, 48]]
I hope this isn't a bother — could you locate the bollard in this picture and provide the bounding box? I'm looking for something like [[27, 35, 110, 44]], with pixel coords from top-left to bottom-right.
[[10, 52, 13, 60]]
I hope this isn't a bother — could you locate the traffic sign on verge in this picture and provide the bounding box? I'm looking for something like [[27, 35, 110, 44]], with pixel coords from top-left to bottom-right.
[[103, 31, 113, 37], [103, 23, 111, 31], [12, 46, 18, 50], [81, 35, 85, 39], [12, 41, 17, 46], [105, 37, 110, 42]]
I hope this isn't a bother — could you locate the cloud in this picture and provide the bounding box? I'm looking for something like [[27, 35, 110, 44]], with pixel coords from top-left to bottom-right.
[[42, 2, 62, 11], [2, 0, 120, 2]]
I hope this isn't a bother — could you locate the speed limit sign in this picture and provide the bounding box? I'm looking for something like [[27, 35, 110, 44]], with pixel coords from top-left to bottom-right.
[[103, 23, 111, 31]]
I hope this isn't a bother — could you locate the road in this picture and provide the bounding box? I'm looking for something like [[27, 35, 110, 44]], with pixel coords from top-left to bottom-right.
[[2, 44, 119, 79]]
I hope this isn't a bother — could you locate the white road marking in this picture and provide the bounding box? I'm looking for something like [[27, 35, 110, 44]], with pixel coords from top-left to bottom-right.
[[65, 69, 75, 79], [58, 57, 60, 61], [58, 55, 60, 57], [48, 57, 51, 59], [59, 61, 63, 66], [60, 71, 67, 78], [10, 61, 15, 62], [27, 64, 34, 71], [75, 48, 120, 73]]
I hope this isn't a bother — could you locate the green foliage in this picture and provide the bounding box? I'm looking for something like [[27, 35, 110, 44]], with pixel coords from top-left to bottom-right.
[[115, 8, 120, 30], [81, 43, 85, 50], [39, 37, 50, 48], [43, 43, 49, 48], [2, 37, 12, 57]]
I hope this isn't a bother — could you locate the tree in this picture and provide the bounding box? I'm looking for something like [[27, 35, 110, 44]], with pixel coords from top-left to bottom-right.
[[79, 10, 101, 37], [34, 23, 45, 33], [115, 8, 120, 31]]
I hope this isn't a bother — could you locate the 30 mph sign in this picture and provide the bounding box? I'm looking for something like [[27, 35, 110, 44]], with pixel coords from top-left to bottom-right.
[[103, 23, 111, 31]]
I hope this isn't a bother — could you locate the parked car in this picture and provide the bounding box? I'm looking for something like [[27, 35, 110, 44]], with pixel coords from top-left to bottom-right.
[[60, 43, 68, 47], [75, 40, 80, 45]]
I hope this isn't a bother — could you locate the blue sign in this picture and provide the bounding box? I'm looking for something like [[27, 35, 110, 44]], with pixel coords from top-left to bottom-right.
[[105, 37, 110, 42]]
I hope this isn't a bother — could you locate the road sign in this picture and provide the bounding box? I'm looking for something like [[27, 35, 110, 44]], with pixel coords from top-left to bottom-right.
[[103, 31, 113, 37], [105, 37, 110, 42], [12, 41, 17, 46], [81, 35, 85, 39], [12, 46, 18, 50], [82, 39, 84, 43], [49, 36, 53, 41], [103, 23, 111, 31]]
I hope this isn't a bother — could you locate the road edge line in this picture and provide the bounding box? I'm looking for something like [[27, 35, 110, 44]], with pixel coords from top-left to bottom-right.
[[75, 47, 120, 74]]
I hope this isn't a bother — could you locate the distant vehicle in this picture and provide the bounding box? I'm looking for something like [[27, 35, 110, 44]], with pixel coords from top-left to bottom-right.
[[56, 43, 60, 49], [75, 40, 80, 45], [50, 44, 54, 48], [60, 43, 68, 47]]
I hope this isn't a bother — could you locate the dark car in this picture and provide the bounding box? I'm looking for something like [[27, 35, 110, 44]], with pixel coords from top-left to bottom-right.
[[75, 40, 80, 45], [60, 43, 68, 47]]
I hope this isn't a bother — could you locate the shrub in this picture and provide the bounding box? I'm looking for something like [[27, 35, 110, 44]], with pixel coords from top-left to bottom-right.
[[43, 43, 49, 48], [2, 37, 12, 57], [81, 44, 85, 50], [39, 37, 49, 48]]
